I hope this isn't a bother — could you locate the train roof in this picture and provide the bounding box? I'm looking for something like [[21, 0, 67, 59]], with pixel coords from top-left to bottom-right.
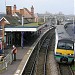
[[56, 25, 72, 41], [58, 38, 74, 43]]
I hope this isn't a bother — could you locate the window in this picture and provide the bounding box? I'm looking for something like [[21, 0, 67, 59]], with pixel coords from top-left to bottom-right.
[[57, 42, 65, 49], [57, 41, 74, 50]]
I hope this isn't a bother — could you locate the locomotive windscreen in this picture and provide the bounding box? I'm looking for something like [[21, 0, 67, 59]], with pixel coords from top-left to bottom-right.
[[57, 41, 74, 50]]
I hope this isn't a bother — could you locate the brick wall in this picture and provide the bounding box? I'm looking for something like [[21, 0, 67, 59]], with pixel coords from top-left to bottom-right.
[[20, 9, 24, 15], [6, 6, 12, 15]]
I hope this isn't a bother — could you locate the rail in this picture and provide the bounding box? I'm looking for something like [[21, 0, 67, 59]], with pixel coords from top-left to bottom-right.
[[44, 44, 48, 75]]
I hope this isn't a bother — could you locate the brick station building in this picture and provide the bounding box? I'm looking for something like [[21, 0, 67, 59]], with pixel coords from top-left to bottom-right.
[[0, 5, 36, 49]]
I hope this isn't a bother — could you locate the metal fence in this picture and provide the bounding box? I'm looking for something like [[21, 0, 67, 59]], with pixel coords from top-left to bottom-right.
[[0, 52, 13, 72], [0, 59, 7, 72], [5, 52, 13, 64]]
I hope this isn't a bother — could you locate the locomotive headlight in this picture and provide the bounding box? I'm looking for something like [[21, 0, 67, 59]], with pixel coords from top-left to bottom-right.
[[68, 54, 74, 56], [69, 54, 72, 55], [68, 54, 74, 57]]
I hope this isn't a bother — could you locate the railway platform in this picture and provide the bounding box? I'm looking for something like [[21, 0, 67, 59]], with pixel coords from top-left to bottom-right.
[[0, 25, 53, 75], [0, 47, 30, 75]]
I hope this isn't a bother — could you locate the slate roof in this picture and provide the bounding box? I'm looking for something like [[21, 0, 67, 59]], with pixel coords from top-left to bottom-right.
[[0, 13, 6, 19], [4, 15, 20, 25], [2, 15, 29, 27], [23, 8, 34, 19], [14, 12, 22, 19]]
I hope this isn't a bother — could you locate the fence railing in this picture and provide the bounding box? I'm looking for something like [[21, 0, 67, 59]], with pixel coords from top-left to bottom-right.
[[5, 53, 13, 64], [0, 52, 13, 72], [0, 58, 7, 72]]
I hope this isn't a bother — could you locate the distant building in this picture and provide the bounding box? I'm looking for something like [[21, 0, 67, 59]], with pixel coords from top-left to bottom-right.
[[35, 13, 54, 23]]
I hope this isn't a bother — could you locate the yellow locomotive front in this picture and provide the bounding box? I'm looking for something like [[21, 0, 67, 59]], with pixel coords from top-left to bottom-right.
[[55, 39, 74, 64]]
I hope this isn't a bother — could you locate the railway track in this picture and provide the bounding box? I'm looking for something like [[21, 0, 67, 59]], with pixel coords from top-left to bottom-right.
[[35, 28, 55, 75], [59, 64, 74, 75], [22, 27, 74, 75], [35, 38, 50, 75], [22, 28, 55, 75]]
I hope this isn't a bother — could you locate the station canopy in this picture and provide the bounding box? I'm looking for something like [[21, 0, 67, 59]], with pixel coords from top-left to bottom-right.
[[5, 23, 45, 32]]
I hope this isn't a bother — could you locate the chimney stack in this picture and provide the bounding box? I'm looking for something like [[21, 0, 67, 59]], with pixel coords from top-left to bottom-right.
[[13, 5, 16, 14], [6, 6, 12, 15], [31, 5, 34, 16], [20, 9, 24, 15]]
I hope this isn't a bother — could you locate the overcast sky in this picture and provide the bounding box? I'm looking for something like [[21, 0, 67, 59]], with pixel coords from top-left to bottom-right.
[[0, 0, 74, 15]]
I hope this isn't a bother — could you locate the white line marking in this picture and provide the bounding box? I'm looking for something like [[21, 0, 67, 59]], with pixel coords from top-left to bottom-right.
[[27, 50, 31, 54]]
